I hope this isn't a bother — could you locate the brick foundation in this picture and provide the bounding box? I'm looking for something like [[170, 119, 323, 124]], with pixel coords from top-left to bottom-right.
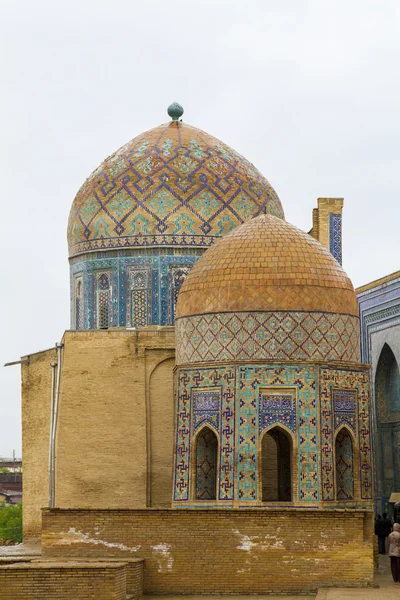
[[0, 562, 127, 600], [41, 508, 374, 595]]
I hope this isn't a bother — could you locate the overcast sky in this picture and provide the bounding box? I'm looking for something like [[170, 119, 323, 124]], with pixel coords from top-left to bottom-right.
[[1, 0, 399, 457]]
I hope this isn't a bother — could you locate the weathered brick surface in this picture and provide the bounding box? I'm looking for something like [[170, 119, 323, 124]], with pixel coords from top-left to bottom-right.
[[21, 347, 56, 538], [0, 562, 127, 599], [21, 329, 175, 537], [41, 508, 374, 595]]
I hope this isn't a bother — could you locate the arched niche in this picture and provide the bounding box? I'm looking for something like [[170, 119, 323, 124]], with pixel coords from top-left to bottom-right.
[[149, 357, 175, 507], [335, 427, 354, 500], [261, 426, 292, 502], [375, 343, 400, 418], [194, 426, 219, 501]]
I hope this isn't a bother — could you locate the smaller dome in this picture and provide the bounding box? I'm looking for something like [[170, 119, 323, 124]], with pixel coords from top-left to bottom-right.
[[176, 214, 358, 318]]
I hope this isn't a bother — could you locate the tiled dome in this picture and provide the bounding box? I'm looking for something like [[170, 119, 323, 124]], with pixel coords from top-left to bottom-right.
[[176, 214, 358, 318], [67, 121, 284, 258]]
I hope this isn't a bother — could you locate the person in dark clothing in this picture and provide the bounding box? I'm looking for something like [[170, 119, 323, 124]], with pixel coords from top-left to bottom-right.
[[376, 512, 392, 554]]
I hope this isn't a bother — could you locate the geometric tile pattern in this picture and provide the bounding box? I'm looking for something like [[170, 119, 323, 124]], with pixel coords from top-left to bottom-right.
[[237, 365, 317, 502], [193, 389, 220, 432], [333, 390, 357, 433], [335, 428, 354, 499], [174, 367, 236, 502], [174, 364, 372, 505], [68, 121, 283, 257], [329, 213, 342, 265], [258, 391, 296, 434], [70, 251, 199, 328], [176, 311, 361, 364], [320, 368, 372, 500], [176, 214, 359, 319]]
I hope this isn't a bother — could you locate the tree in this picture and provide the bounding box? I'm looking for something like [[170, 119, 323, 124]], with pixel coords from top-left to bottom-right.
[[0, 503, 22, 543]]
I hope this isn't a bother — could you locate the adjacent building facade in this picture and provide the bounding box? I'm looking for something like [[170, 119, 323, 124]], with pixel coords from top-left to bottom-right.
[[357, 271, 400, 515]]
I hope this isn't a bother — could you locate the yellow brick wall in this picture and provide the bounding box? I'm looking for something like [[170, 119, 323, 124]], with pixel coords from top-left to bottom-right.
[[41, 508, 374, 595], [21, 328, 175, 537], [0, 563, 127, 600], [21, 348, 57, 538]]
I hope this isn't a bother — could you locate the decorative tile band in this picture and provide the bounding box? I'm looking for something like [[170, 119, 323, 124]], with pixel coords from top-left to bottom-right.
[[176, 311, 361, 364]]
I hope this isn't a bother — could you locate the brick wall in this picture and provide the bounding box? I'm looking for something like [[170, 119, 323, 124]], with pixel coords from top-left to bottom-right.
[[0, 562, 126, 600], [21, 329, 175, 537], [42, 508, 374, 594], [22, 347, 56, 538]]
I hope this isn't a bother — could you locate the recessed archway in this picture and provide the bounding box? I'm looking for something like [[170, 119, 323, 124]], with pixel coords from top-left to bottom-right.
[[375, 343, 400, 416], [194, 426, 218, 501], [261, 426, 292, 502], [335, 427, 354, 500]]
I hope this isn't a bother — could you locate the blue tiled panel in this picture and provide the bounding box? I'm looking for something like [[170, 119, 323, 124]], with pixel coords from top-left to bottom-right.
[[70, 250, 201, 328], [329, 214, 342, 265]]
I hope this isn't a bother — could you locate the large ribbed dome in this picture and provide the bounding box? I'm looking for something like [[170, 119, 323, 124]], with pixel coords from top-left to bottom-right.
[[68, 121, 284, 257], [177, 214, 358, 318]]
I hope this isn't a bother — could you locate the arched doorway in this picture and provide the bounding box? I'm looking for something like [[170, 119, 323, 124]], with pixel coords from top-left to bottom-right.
[[195, 427, 218, 500], [261, 427, 292, 502], [335, 428, 354, 500]]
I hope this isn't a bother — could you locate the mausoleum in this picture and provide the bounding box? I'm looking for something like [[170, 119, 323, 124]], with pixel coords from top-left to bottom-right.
[[1, 104, 375, 598]]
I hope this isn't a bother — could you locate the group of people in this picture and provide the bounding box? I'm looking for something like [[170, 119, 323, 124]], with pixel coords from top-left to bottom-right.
[[375, 512, 400, 583]]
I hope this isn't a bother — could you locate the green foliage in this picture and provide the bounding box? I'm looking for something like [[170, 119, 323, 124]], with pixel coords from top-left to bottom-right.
[[0, 503, 22, 543], [0, 467, 10, 473]]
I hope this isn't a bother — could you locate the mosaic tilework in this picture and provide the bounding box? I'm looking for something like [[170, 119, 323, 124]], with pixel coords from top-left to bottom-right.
[[195, 427, 218, 500], [320, 369, 372, 500], [335, 428, 354, 499], [193, 389, 220, 432], [176, 311, 360, 365], [238, 366, 317, 502], [95, 272, 111, 329], [333, 390, 357, 433], [329, 214, 342, 265], [174, 367, 235, 502], [258, 391, 296, 434], [70, 252, 199, 328], [176, 214, 359, 319], [68, 121, 283, 257]]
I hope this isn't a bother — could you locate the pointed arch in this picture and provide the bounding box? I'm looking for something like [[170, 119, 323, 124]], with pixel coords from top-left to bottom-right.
[[193, 425, 219, 501], [335, 426, 354, 500], [97, 273, 111, 329], [375, 343, 400, 417], [75, 278, 83, 330], [260, 425, 293, 502]]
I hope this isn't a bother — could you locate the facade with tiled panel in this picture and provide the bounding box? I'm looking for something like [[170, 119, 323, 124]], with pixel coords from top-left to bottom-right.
[[357, 270, 400, 515]]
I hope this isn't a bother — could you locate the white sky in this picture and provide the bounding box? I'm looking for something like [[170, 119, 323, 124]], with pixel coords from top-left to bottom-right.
[[1, 0, 400, 456]]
